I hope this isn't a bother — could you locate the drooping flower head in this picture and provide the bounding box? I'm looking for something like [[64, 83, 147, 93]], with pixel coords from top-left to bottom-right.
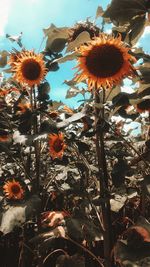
[[69, 20, 100, 42], [9, 50, 47, 87], [49, 133, 66, 159], [75, 34, 136, 90], [49, 110, 59, 119], [3, 179, 24, 200]]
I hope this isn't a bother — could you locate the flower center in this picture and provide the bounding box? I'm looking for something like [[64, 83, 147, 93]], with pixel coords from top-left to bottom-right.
[[11, 184, 21, 194], [53, 138, 63, 152], [86, 44, 124, 78], [21, 59, 41, 80]]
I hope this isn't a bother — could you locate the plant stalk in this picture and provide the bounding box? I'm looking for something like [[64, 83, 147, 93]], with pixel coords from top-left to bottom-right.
[[94, 89, 112, 267]]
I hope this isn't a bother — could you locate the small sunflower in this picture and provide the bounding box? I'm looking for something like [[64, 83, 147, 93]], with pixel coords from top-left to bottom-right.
[[9, 50, 47, 87], [3, 179, 24, 200], [49, 110, 59, 119], [49, 133, 66, 159], [75, 34, 136, 90]]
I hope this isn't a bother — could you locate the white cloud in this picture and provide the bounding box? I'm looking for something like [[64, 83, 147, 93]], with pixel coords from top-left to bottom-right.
[[0, 0, 13, 36], [142, 26, 150, 38], [105, 28, 112, 34], [121, 86, 135, 93], [133, 26, 150, 48]]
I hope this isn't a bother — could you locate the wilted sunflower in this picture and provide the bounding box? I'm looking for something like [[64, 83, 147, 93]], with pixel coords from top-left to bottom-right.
[[49, 110, 59, 119], [49, 133, 66, 159], [3, 179, 24, 200], [9, 50, 47, 87], [69, 21, 100, 42], [75, 34, 136, 90]]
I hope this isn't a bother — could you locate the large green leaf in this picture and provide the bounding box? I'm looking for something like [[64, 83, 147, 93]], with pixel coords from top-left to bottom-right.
[[103, 0, 146, 25]]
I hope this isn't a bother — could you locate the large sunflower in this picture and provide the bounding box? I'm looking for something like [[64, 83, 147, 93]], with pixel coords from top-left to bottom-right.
[[75, 34, 136, 90], [3, 179, 24, 200], [49, 133, 66, 159], [9, 50, 47, 87]]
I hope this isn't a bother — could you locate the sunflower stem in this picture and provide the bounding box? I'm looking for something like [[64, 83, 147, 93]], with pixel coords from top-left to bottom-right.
[[29, 86, 40, 194], [33, 86, 40, 193], [31, 86, 42, 267], [94, 88, 112, 267]]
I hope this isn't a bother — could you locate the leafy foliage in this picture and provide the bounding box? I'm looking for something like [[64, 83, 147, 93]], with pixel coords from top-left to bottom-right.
[[0, 1, 150, 267]]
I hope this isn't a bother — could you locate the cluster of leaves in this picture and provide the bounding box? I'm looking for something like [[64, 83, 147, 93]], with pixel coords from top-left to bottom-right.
[[0, 0, 150, 267]]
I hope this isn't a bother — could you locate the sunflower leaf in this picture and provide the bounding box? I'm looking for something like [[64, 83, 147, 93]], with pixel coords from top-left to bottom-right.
[[43, 24, 70, 53], [124, 15, 146, 45], [114, 240, 150, 266], [52, 51, 79, 64], [66, 87, 86, 99], [0, 195, 41, 234], [103, 0, 146, 26], [6, 32, 23, 47], [65, 31, 91, 53], [95, 6, 104, 19], [57, 108, 86, 128], [56, 254, 85, 267], [0, 51, 9, 68]]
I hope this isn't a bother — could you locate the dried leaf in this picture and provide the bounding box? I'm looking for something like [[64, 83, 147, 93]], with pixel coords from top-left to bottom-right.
[[0, 51, 9, 68], [6, 32, 23, 47], [52, 51, 79, 64], [43, 24, 70, 52], [124, 15, 146, 45], [0, 195, 41, 234], [103, 0, 146, 26], [110, 195, 127, 212], [95, 6, 104, 19], [66, 31, 91, 53], [0, 206, 26, 234], [51, 101, 63, 110], [66, 87, 86, 99], [114, 240, 150, 265], [57, 108, 86, 128]]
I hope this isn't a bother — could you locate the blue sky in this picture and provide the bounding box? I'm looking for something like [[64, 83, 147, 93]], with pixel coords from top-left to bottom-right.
[[0, 0, 150, 107]]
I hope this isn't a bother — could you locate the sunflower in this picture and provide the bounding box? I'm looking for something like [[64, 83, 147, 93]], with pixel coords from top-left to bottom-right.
[[49, 133, 66, 159], [3, 179, 24, 200], [75, 34, 136, 90], [69, 21, 100, 42], [49, 110, 59, 119], [9, 50, 47, 87]]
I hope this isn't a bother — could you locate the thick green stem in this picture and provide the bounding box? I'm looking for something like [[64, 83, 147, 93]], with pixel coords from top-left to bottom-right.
[[29, 86, 40, 194], [33, 88, 40, 193], [95, 89, 112, 267]]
